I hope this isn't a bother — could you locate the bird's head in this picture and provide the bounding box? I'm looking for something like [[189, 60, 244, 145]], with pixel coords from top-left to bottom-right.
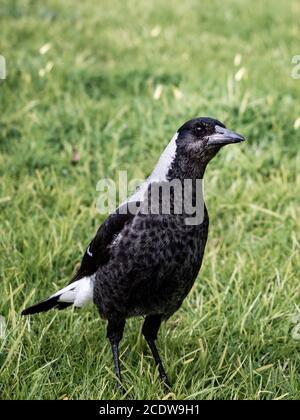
[[176, 117, 245, 166], [150, 117, 245, 182]]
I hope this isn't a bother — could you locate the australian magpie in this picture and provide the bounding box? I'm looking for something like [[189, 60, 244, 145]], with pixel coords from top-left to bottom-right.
[[22, 117, 245, 391]]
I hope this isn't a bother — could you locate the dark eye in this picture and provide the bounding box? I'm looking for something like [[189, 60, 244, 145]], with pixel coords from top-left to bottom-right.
[[194, 123, 206, 136]]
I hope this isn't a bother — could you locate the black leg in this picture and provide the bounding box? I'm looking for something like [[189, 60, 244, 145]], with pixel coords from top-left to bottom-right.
[[142, 315, 170, 387], [107, 318, 126, 394]]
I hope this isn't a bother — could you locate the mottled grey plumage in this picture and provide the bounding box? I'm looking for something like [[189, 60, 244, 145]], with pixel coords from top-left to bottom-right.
[[94, 192, 209, 322], [22, 117, 245, 391]]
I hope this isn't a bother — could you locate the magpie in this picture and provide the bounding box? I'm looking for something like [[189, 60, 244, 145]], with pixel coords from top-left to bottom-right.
[[22, 117, 245, 391]]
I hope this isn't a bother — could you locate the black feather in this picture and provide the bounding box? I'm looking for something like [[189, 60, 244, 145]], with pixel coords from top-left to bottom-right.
[[21, 295, 72, 315], [69, 204, 137, 283]]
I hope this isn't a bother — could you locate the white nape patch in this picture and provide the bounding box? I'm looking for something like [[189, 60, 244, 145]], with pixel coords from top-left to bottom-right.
[[149, 132, 178, 181], [53, 275, 95, 308], [123, 132, 178, 205]]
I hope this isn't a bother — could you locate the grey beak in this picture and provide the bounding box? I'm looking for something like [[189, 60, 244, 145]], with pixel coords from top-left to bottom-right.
[[207, 125, 245, 146]]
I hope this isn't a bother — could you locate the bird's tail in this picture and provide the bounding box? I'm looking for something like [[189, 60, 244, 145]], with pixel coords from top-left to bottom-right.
[[21, 276, 95, 316], [21, 295, 71, 315]]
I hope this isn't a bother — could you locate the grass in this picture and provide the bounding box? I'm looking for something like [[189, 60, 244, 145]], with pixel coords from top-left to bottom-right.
[[1, 0, 300, 400]]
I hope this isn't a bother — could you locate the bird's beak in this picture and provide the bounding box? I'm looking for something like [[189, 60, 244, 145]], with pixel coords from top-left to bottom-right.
[[207, 125, 245, 146]]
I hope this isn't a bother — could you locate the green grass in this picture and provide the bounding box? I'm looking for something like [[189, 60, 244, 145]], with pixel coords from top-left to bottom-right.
[[1, 0, 300, 400]]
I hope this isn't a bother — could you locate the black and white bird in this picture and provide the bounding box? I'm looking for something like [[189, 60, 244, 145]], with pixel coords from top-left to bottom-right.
[[22, 117, 245, 391]]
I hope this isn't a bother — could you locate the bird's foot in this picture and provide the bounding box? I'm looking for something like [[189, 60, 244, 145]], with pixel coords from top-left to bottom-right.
[[116, 380, 126, 395]]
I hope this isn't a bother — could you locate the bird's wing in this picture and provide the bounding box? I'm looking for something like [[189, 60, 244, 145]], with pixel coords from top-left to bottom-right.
[[70, 202, 139, 283], [21, 201, 140, 315]]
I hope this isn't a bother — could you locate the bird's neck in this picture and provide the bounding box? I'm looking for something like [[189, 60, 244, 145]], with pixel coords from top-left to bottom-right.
[[167, 154, 208, 182], [145, 136, 209, 217], [148, 134, 208, 183]]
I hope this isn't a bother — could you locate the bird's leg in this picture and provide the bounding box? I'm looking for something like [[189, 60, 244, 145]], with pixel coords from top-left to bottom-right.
[[107, 318, 126, 393], [142, 314, 170, 387]]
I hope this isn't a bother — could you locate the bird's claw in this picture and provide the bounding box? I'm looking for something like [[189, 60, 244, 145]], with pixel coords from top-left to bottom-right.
[[116, 380, 126, 395], [158, 367, 171, 388]]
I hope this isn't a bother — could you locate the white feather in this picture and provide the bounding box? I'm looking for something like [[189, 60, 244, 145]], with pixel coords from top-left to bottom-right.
[[52, 275, 95, 307], [149, 132, 178, 181], [74, 275, 95, 307], [87, 246, 93, 257], [122, 132, 178, 205]]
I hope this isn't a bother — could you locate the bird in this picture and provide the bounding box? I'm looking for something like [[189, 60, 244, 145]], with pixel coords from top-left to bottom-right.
[[22, 117, 245, 392]]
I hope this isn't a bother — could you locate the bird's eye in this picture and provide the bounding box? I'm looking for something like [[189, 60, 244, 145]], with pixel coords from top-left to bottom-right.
[[194, 124, 206, 136]]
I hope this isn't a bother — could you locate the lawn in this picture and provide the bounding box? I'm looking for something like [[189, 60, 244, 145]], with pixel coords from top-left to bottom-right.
[[1, 0, 300, 400]]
